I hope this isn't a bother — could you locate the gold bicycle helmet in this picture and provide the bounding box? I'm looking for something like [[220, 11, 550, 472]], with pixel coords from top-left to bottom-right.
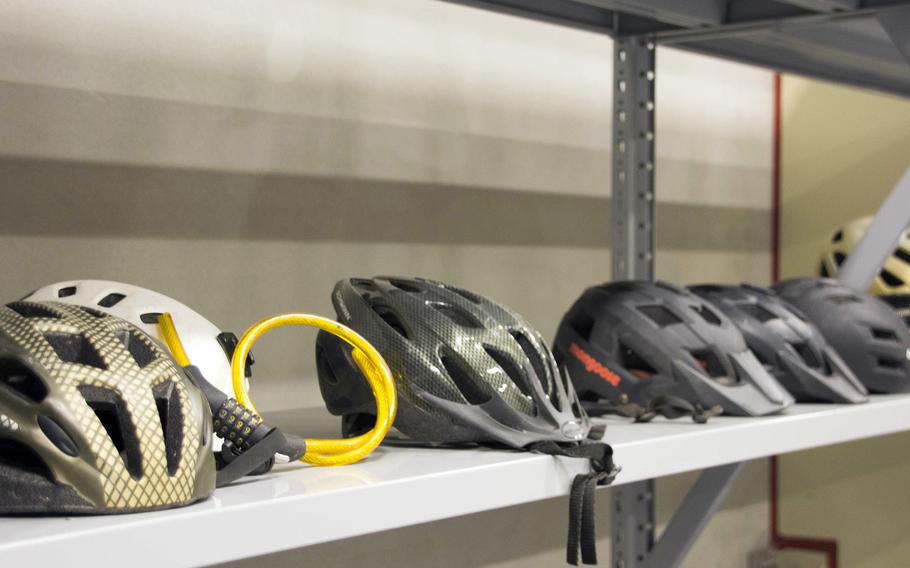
[[0, 301, 215, 514], [819, 216, 910, 324]]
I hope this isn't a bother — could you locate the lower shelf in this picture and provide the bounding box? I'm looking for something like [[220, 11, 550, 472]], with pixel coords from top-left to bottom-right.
[[3, 394, 910, 567]]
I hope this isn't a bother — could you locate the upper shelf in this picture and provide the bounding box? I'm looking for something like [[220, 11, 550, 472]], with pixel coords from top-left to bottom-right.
[[3, 394, 910, 567], [451, 0, 910, 97]]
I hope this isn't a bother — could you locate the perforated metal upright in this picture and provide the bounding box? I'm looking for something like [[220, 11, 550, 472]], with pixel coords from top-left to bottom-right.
[[609, 33, 747, 568]]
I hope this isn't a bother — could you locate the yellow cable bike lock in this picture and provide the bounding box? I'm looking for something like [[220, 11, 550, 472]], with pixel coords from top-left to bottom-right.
[[231, 314, 397, 466], [158, 312, 397, 466]]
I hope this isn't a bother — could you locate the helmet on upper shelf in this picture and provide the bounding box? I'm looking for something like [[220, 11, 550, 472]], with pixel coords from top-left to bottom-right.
[[773, 277, 910, 393], [689, 283, 867, 404], [0, 301, 215, 513], [553, 280, 794, 418], [819, 215, 910, 326]]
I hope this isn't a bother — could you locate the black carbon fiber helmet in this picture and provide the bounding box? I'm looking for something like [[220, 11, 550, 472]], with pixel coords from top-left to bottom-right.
[[0, 301, 216, 514], [553, 281, 794, 418], [690, 284, 867, 404], [315, 276, 592, 448], [772, 278, 910, 393]]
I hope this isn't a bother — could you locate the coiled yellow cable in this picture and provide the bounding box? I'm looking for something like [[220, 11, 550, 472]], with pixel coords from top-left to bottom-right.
[[230, 313, 397, 466], [158, 312, 397, 466]]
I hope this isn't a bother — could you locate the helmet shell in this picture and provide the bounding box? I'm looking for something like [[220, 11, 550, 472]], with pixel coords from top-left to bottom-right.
[[316, 276, 591, 448], [773, 278, 910, 393], [0, 301, 215, 513], [553, 280, 794, 417], [690, 284, 867, 403]]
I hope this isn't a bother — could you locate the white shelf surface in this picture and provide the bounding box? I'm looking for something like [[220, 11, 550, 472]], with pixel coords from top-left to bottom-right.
[[4, 394, 910, 567]]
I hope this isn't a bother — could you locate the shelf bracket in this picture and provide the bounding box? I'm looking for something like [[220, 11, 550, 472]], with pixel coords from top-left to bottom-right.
[[612, 35, 656, 281], [837, 163, 910, 291], [612, 462, 745, 568]]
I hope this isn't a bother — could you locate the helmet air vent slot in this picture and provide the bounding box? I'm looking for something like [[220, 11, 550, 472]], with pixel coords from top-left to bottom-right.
[[152, 381, 184, 476], [440, 354, 491, 405], [637, 305, 683, 327], [43, 333, 107, 370], [116, 329, 157, 369], [78, 385, 143, 480], [429, 302, 482, 329], [740, 303, 778, 323], [619, 342, 657, 378], [7, 302, 60, 320], [97, 293, 126, 308], [0, 358, 48, 403], [870, 327, 899, 342]]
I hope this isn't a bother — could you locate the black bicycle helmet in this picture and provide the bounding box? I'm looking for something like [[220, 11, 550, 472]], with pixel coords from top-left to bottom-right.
[[690, 284, 867, 404], [554, 281, 794, 418], [316, 276, 592, 447], [0, 301, 216, 514], [772, 277, 910, 393]]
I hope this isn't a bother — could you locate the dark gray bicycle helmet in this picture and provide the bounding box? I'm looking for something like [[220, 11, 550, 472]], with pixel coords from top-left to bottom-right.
[[772, 277, 910, 393], [553, 281, 794, 418], [316, 276, 592, 447], [690, 284, 867, 404]]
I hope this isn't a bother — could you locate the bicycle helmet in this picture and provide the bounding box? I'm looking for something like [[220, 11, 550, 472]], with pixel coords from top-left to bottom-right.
[[554, 281, 794, 418], [0, 301, 215, 514], [820, 216, 910, 326], [315, 276, 592, 448], [25, 280, 250, 451], [773, 277, 910, 393], [689, 284, 867, 404]]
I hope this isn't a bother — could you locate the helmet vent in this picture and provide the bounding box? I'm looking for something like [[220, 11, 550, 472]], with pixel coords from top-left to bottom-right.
[[447, 286, 484, 305], [79, 307, 107, 318], [7, 302, 60, 320], [880, 269, 904, 288], [38, 415, 79, 457], [139, 312, 162, 324], [637, 305, 683, 327], [895, 247, 910, 264], [97, 293, 126, 308], [791, 341, 822, 368], [430, 302, 482, 329], [832, 229, 844, 243], [688, 348, 732, 383], [388, 279, 423, 294], [57, 286, 77, 298], [43, 333, 107, 370], [78, 385, 143, 480], [752, 347, 773, 368], [116, 330, 157, 369], [692, 304, 722, 326], [877, 357, 904, 370], [484, 346, 533, 398], [511, 331, 550, 393], [833, 252, 847, 266], [570, 313, 595, 342], [819, 262, 831, 278], [619, 342, 657, 378], [350, 278, 378, 291], [0, 438, 54, 480], [440, 354, 491, 405], [870, 327, 899, 342], [152, 381, 184, 476], [0, 358, 48, 403], [369, 300, 410, 339], [740, 303, 778, 323]]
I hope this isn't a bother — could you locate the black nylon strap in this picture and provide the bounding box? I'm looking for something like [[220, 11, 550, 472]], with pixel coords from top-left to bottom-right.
[[527, 441, 620, 565]]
